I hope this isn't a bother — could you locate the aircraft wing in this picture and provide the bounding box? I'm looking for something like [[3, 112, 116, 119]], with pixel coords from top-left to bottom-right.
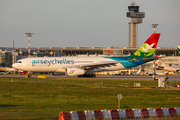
[[61, 61, 127, 70]]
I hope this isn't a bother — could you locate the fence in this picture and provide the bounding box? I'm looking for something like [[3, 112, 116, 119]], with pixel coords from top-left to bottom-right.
[[59, 107, 180, 120]]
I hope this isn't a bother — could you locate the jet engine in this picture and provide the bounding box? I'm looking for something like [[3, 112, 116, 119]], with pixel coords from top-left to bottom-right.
[[66, 68, 85, 76]]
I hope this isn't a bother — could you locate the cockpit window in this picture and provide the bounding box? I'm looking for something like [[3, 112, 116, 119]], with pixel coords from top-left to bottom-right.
[[17, 61, 22, 63]]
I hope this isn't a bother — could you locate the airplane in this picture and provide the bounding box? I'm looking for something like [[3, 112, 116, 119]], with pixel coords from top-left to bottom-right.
[[12, 33, 161, 78], [156, 59, 180, 73]]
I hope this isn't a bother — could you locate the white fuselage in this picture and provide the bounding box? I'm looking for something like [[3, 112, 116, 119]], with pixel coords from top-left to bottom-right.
[[12, 57, 126, 73], [163, 66, 180, 72]]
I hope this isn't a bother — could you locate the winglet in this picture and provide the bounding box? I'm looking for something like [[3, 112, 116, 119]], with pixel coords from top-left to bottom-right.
[[129, 33, 161, 58]]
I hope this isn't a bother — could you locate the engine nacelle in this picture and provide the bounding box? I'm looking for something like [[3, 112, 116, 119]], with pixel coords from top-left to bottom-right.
[[52, 72, 65, 76], [66, 68, 85, 76]]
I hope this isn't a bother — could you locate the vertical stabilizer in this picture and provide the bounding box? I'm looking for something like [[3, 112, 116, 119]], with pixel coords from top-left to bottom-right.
[[129, 33, 161, 59], [177, 46, 180, 53]]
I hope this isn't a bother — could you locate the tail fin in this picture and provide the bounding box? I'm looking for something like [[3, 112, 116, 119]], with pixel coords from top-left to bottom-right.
[[129, 33, 161, 59], [177, 46, 180, 53]]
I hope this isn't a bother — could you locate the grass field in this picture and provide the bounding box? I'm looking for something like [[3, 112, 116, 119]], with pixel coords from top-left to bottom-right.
[[0, 77, 180, 119]]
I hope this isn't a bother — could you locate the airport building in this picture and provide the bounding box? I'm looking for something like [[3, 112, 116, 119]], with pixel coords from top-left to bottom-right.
[[127, 2, 145, 48], [0, 47, 179, 68], [0, 49, 18, 67], [32, 47, 179, 57]]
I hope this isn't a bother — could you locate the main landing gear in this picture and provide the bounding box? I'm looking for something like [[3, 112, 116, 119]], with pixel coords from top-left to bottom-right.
[[27, 72, 32, 78], [78, 74, 96, 78]]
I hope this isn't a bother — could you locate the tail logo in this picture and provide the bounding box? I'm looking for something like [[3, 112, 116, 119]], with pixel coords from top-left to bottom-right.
[[129, 33, 160, 59], [134, 43, 156, 58], [142, 43, 155, 52]]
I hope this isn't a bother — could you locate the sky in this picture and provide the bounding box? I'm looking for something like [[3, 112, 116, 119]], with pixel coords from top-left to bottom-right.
[[0, 0, 180, 48]]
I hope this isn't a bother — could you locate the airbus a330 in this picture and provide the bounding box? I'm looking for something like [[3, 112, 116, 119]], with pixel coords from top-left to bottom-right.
[[12, 33, 161, 78]]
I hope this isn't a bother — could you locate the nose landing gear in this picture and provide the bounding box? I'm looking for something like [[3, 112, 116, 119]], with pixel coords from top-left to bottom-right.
[[27, 72, 32, 78]]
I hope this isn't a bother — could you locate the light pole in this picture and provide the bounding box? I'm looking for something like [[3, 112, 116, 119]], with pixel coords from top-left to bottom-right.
[[151, 24, 158, 80], [25, 32, 34, 58], [152, 23, 158, 33]]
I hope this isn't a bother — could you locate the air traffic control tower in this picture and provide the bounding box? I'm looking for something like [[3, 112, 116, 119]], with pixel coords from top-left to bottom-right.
[[127, 3, 145, 48]]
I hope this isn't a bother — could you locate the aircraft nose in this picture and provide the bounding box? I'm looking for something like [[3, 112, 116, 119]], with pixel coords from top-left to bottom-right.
[[12, 63, 17, 69]]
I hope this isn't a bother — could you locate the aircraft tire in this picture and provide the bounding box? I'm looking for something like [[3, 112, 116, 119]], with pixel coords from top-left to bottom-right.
[[85, 74, 90, 78], [78, 74, 96, 78], [28, 74, 32, 78], [92, 74, 96, 78]]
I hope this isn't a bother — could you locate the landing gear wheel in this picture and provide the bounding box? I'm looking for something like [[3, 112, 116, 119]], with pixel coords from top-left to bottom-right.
[[28, 74, 32, 78], [92, 74, 96, 78], [78, 74, 96, 78], [90, 74, 96, 78], [78, 75, 83, 77], [87, 74, 91, 78], [27, 71, 32, 78]]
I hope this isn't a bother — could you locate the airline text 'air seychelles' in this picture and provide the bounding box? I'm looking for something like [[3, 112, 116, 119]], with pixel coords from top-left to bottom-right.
[[12, 33, 161, 78]]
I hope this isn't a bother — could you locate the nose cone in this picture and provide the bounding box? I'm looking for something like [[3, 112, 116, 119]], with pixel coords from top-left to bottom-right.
[[12, 63, 17, 69]]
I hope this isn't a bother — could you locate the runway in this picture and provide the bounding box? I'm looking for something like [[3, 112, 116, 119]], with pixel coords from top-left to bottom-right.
[[0, 74, 180, 81]]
